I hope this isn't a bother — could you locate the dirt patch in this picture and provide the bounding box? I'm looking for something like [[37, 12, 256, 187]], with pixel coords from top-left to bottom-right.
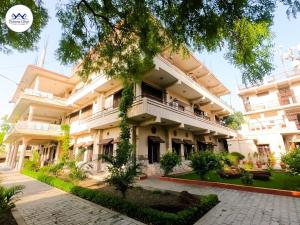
[[0, 210, 18, 225], [78, 178, 201, 213]]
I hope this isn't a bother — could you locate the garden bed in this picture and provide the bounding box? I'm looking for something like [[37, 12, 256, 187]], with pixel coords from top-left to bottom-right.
[[0, 210, 18, 225], [22, 169, 219, 225], [165, 171, 300, 198]]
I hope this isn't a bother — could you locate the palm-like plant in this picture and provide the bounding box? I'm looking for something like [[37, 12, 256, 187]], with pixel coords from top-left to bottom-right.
[[0, 185, 24, 214]]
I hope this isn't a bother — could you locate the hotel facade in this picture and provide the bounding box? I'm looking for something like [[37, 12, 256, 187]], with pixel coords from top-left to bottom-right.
[[4, 50, 236, 175], [228, 70, 300, 162]]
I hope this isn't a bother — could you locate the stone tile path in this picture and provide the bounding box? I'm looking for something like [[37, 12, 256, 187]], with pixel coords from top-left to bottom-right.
[[138, 178, 300, 225], [0, 170, 143, 225]]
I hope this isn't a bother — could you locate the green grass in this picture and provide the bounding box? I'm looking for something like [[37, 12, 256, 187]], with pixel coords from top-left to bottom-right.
[[172, 171, 300, 191]]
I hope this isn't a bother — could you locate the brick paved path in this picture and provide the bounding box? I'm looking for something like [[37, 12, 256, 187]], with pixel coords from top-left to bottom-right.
[[0, 170, 143, 225], [138, 178, 300, 225]]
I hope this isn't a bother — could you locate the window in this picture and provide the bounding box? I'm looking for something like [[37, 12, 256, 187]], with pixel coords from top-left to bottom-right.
[[113, 89, 123, 108], [142, 82, 163, 102], [103, 143, 113, 158], [104, 95, 113, 109]]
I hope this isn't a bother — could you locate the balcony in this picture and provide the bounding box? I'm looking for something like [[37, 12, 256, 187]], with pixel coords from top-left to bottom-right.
[[244, 95, 300, 113], [4, 121, 62, 142], [23, 89, 67, 105], [81, 96, 236, 137]]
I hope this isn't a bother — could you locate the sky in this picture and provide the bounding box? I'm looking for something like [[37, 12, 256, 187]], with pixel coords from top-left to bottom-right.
[[0, 2, 300, 119]]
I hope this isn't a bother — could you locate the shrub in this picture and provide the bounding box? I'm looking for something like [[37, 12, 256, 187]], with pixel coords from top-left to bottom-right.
[[160, 152, 181, 176], [227, 152, 245, 166], [0, 184, 24, 214], [22, 169, 219, 225], [241, 161, 254, 171], [190, 151, 222, 179], [240, 170, 253, 185], [281, 148, 300, 174], [23, 150, 40, 172]]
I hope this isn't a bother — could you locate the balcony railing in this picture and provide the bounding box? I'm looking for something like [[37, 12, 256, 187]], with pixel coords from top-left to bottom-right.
[[248, 118, 287, 132], [245, 95, 300, 112], [23, 88, 67, 105], [80, 95, 233, 133], [5, 121, 62, 138]]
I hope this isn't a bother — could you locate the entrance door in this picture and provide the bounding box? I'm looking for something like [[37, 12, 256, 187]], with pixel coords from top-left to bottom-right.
[[172, 142, 181, 156], [148, 140, 160, 164], [184, 144, 192, 159], [198, 141, 207, 151]]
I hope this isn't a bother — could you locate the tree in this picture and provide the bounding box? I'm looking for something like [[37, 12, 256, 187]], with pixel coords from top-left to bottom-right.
[[224, 112, 245, 130], [0, 0, 48, 53], [0, 115, 9, 153]]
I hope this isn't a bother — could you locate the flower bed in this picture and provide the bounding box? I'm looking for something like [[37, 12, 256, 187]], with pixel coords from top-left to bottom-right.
[[22, 169, 219, 225]]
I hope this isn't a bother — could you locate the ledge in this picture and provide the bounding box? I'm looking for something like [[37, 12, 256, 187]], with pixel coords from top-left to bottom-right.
[[159, 176, 300, 198]]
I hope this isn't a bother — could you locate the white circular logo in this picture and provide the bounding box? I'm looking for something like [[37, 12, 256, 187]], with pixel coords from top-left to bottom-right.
[[5, 5, 33, 33]]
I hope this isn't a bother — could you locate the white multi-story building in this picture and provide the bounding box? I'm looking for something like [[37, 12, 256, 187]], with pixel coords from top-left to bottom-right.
[[228, 70, 300, 161], [4, 49, 236, 175]]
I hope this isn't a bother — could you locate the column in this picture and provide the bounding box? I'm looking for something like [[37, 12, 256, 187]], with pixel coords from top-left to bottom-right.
[[17, 138, 28, 171], [180, 142, 185, 160], [28, 105, 34, 122], [9, 144, 18, 168], [83, 148, 89, 163], [135, 83, 142, 98], [132, 125, 137, 164], [34, 76, 40, 91], [92, 130, 102, 172], [98, 93, 104, 111], [54, 142, 60, 163], [4, 144, 11, 165]]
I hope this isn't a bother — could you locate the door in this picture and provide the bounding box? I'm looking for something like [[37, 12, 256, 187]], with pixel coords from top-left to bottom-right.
[[172, 142, 181, 156], [148, 140, 160, 164], [184, 144, 192, 159]]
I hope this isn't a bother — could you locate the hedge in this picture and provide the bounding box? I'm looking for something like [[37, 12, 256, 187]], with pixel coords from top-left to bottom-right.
[[22, 169, 218, 225]]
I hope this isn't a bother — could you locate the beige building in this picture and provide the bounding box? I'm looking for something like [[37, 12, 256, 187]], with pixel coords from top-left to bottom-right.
[[4, 49, 236, 175], [228, 70, 300, 162]]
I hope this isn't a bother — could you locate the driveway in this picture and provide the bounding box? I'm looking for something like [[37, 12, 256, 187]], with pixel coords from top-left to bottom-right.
[[0, 169, 143, 225], [138, 178, 300, 225]]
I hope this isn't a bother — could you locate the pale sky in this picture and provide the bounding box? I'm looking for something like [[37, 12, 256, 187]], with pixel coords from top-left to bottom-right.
[[0, 1, 300, 118]]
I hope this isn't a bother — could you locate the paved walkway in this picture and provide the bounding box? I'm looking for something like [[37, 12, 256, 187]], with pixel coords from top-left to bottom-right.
[[138, 178, 300, 225], [0, 169, 143, 225]]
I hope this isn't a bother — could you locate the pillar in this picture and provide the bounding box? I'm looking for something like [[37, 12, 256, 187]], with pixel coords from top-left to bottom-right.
[[97, 93, 104, 112], [28, 105, 34, 122], [92, 130, 102, 172], [9, 144, 18, 168], [180, 142, 185, 159], [4, 144, 11, 165], [34, 76, 40, 91], [132, 125, 137, 164], [135, 83, 142, 98], [54, 142, 60, 162], [17, 138, 28, 171]]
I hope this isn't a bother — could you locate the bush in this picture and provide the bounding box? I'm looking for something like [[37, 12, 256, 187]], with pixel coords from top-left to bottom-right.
[[227, 152, 245, 166], [190, 151, 222, 179], [0, 185, 24, 214], [160, 152, 181, 176], [22, 169, 219, 225], [281, 148, 300, 174], [240, 170, 253, 185], [23, 150, 40, 172]]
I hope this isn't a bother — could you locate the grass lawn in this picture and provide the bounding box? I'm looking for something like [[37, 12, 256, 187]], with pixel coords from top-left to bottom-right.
[[172, 171, 300, 192]]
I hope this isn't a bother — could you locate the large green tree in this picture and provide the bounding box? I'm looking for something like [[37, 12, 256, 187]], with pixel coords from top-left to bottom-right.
[[0, 0, 48, 53], [0, 115, 9, 153]]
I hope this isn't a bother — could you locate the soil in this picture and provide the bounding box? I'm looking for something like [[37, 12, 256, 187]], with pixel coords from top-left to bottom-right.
[[0, 210, 18, 225], [78, 178, 201, 213]]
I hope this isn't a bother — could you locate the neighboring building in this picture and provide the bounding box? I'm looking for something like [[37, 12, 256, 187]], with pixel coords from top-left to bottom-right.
[[228, 70, 300, 162], [4, 49, 236, 175]]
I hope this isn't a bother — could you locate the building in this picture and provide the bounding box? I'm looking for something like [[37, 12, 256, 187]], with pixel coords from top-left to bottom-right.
[[228, 70, 300, 162], [4, 49, 236, 175]]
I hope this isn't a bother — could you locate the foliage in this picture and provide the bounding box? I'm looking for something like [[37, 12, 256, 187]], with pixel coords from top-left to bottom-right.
[[66, 161, 88, 181], [0, 184, 24, 214], [102, 82, 142, 198], [23, 150, 40, 172], [223, 112, 245, 130], [175, 171, 300, 191], [227, 152, 245, 166], [281, 148, 300, 174], [190, 151, 222, 179], [0, 115, 9, 153], [160, 151, 181, 176], [267, 151, 276, 170], [241, 161, 254, 171], [22, 169, 219, 225], [240, 170, 254, 185], [0, 0, 48, 53], [60, 124, 70, 162]]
